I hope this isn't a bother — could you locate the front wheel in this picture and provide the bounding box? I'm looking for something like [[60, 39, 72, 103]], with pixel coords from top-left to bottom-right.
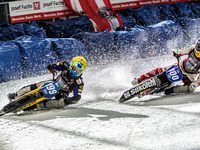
[[1, 94, 36, 115], [0, 110, 6, 116]]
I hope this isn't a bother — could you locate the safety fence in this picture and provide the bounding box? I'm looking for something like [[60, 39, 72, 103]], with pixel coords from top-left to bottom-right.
[[0, 2, 200, 83]]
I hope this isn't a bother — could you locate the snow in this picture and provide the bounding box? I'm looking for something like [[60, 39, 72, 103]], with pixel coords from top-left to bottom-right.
[[0, 55, 200, 150]]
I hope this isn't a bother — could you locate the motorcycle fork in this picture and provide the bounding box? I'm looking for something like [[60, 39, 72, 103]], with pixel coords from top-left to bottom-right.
[[155, 71, 172, 93], [20, 87, 46, 110], [157, 71, 171, 85]]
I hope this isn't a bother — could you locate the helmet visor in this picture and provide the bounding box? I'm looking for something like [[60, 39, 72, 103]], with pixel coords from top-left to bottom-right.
[[71, 61, 85, 70], [69, 65, 82, 78], [71, 65, 82, 74]]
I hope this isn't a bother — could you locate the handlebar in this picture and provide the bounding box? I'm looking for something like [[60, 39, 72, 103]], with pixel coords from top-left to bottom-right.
[[173, 51, 185, 78], [173, 51, 181, 71], [52, 72, 57, 81], [173, 51, 180, 59]]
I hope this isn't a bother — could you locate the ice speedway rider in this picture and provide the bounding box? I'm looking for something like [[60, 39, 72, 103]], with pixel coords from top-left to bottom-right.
[[131, 39, 200, 95], [7, 56, 87, 110]]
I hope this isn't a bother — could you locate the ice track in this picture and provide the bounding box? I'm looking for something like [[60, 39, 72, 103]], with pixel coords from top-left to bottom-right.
[[0, 55, 200, 150]]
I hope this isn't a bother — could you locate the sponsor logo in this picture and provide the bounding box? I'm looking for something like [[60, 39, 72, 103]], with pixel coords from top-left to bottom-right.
[[20, 103, 31, 110], [11, 4, 33, 12], [57, 78, 67, 88], [43, 89, 48, 94], [43, 0, 65, 8], [130, 79, 157, 95], [55, 82, 59, 87], [124, 78, 157, 98], [124, 91, 131, 99], [76, 78, 82, 85], [33, 2, 40, 10]]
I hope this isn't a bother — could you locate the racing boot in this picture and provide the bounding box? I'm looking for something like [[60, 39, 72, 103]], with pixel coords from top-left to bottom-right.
[[7, 93, 17, 101], [164, 87, 175, 95], [131, 78, 141, 86]]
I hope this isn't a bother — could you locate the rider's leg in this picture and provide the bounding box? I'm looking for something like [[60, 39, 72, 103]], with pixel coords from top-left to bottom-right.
[[165, 74, 193, 95], [164, 85, 192, 95], [41, 99, 65, 109], [132, 67, 164, 86]]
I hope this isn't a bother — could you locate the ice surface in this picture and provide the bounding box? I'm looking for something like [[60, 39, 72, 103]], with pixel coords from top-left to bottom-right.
[[0, 55, 200, 150]]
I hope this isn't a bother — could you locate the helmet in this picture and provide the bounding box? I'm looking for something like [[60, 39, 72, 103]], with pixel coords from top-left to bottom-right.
[[69, 56, 87, 78], [195, 39, 200, 58]]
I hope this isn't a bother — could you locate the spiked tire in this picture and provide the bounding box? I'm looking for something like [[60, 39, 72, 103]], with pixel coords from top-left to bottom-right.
[[1, 94, 36, 115]]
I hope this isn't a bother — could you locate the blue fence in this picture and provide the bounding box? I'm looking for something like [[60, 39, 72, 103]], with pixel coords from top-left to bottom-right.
[[0, 2, 200, 83], [0, 42, 22, 82]]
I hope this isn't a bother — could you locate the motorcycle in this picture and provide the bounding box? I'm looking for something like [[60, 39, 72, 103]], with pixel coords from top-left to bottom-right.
[[0, 75, 61, 116], [119, 53, 184, 103]]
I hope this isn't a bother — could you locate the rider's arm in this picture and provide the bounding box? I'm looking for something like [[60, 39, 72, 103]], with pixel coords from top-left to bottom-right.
[[64, 79, 84, 105], [173, 45, 194, 56], [47, 61, 69, 72]]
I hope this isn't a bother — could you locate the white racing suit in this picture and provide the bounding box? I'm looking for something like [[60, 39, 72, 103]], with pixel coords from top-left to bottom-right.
[[133, 45, 200, 95]]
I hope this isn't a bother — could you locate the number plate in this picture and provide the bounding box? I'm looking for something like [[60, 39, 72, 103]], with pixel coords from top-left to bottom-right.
[[166, 65, 183, 82], [41, 81, 61, 98]]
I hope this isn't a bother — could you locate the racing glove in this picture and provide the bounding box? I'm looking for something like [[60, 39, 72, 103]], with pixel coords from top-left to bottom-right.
[[188, 82, 198, 93], [57, 61, 66, 66], [47, 64, 57, 75], [172, 49, 180, 58]]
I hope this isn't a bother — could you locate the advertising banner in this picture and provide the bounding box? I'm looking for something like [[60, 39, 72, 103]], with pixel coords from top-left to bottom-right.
[[9, 0, 74, 23], [9, 0, 197, 23], [110, 0, 195, 10]]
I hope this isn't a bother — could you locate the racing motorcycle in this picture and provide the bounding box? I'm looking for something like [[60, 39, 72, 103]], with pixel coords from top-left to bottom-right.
[[119, 53, 184, 103], [0, 75, 61, 116]]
